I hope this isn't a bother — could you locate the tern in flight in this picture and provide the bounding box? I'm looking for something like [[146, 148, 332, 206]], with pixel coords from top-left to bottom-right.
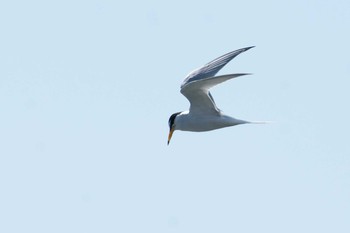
[[167, 46, 262, 145]]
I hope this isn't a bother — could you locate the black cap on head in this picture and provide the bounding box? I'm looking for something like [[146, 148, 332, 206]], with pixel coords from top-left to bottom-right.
[[168, 112, 181, 129], [167, 112, 181, 145]]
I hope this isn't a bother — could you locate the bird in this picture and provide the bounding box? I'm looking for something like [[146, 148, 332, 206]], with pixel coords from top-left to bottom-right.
[[167, 46, 262, 145]]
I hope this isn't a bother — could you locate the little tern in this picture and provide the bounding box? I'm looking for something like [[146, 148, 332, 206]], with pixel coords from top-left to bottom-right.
[[167, 46, 259, 145]]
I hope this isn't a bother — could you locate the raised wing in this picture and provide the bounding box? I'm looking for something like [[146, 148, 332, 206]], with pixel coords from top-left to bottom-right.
[[180, 74, 250, 115], [181, 46, 254, 88]]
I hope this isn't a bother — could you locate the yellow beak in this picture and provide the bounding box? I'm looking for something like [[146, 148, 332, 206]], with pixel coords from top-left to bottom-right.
[[167, 127, 175, 145]]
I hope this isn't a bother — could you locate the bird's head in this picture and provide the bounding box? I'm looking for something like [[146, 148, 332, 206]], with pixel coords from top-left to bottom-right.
[[167, 112, 181, 145]]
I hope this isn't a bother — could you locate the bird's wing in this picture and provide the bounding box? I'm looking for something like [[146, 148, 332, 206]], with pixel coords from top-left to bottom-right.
[[181, 46, 254, 89], [180, 73, 250, 115]]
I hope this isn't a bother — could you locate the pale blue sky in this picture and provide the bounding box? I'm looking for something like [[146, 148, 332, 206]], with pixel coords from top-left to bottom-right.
[[1, 0, 350, 232]]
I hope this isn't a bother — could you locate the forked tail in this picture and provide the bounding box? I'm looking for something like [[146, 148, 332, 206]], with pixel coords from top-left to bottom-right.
[[248, 121, 273, 124]]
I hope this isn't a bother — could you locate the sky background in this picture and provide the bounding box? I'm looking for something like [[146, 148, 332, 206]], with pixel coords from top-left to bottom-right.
[[1, 0, 350, 232]]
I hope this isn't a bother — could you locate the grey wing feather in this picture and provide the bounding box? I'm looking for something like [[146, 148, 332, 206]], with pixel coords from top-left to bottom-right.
[[208, 92, 216, 105], [181, 46, 254, 88], [181, 73, 250, 115]]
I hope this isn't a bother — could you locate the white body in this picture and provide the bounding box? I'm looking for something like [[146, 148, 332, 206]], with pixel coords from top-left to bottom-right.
[[175, 111, 249, 132]]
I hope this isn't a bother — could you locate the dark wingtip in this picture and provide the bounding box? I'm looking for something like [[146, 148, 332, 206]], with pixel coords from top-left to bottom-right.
[[244, 46, 255, 50]]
